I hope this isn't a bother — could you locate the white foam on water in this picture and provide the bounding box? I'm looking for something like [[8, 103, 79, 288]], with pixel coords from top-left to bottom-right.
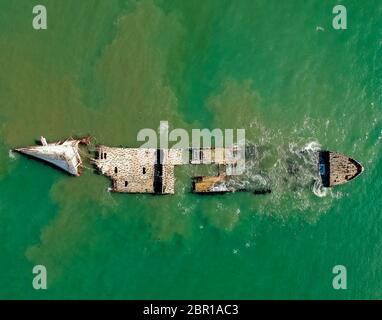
[[313, 180, 328, 198], [8, 149, 16, 160], [302, 141, 321, 152]]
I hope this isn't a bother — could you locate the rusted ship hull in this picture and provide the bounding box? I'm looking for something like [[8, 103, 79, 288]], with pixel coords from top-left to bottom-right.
[[318, 151, 363, 187]]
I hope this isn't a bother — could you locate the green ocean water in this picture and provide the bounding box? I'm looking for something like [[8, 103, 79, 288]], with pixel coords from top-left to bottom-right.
[[0, 0, 381, 299]]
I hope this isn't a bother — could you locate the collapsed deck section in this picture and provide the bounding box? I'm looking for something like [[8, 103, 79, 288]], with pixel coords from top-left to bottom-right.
[[319, 151, 363, 187], [92, 146, 184, 194], [190, 147, 240, 164], [92, 146, 245, 194], [191, 147, 245, 193]]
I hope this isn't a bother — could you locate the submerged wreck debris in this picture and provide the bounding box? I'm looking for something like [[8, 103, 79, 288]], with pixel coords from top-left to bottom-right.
[[15, 136, 90, 176], [192, 174, 233, 193], [14, 136, 364, 195]]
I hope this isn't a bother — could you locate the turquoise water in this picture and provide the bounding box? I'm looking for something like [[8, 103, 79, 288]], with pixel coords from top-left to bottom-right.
[[0, 0, 381, 299]]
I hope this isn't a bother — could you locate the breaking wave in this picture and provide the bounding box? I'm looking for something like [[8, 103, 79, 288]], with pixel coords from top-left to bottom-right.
[[221, 118, 336, 218], [228, 140, 324, 198], [313, 180, 328, 197], [8, 149, 16, 160]]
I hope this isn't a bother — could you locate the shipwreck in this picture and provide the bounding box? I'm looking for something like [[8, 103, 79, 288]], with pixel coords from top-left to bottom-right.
[[14, 136, 364, 194]]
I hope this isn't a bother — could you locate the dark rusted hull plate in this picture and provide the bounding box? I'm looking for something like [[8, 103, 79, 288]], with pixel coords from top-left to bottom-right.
[[319, 150, 363, 187]]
